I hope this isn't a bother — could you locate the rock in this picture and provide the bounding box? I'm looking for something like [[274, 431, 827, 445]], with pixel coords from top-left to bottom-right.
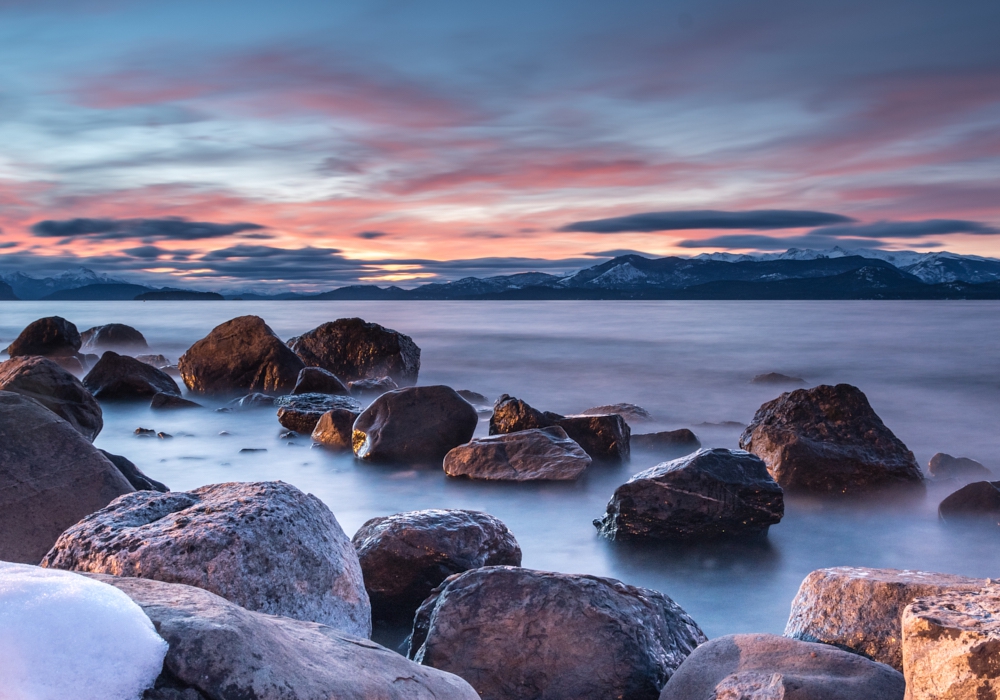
[[135, 427, 156, 436], [311, 407, 362, 450], [456, 389, 489, 405], [488, 393, 563, 433], [98, 450, 169, 492], [784, 566, 986, 671], [178, 315, 305, 395], [0, 355, 103, 441], [82, 352, 99, 368], [443, 426, 592, 481], [739, 384, 923, 495], [938, 481, 1000, 523], [52, 354, 87, 375], [227, 392, 276, 409], [80, 323, 149, 352], [0, 391, 133, 563], [276, 393, 362, 434], [41, 480, 372, 637], [659, 633, 904, 700], [632, 429, 701, 452], [582, 402, 652, 422], [902, 585, 1000, 700], [150, 392, 202, 410], [135, 353, 170, 368], [353, 386, 479, 464], [157, 431, 172, 439], [348, 376, 398, 397], [91, 574, 480, 700], [595, 448, 783, 541], [5, 316, 81, 357], [928, 452, 991, 480], [292, 366, 350, 395], [353, 509, 521, 623], [83, 351, 181, 400], [750, 372, 806, 385], [409, 566, 706, 700], [288, 317, 421, 385]]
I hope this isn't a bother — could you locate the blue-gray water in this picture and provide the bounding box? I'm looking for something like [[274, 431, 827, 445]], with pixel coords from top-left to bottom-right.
[[2, 300, 999, 640]]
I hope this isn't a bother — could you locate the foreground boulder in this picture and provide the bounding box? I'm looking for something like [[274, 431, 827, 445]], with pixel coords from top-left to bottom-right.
[[81, 323, 149, 352], [353, 509, 522, 623], [902, 585, 1000, 700], [0, 355, 103, 441], [311, 407, 363, 450], [42, 481, 371, 638], [409, 566, 706, 700], [631, 429, 701, 452], [292, 366, 350, 395], [5, 316, 81, 357], [444, 426, 592, 481], [98, 450, 168, 492], [353, 386, 478, 463], [928, 452, 991, 480], [83, 351, 180, 400], [288, 318, 421, 385], [938, 481, 1000, 523], [0, 391, 133, 563], [179, 315, 305, 395], [784, 566, 986, 671], [659, 634, 904, 700], [92, 574, 479, 700], [739, 384, 923, 494], [276, 393, 362, 434]]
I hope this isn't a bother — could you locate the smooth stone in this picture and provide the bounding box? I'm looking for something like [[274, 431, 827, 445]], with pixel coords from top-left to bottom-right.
[[928, 453, 991, 480], [83, 351, 180, 400], [276, 393, 362, 434], [631, 429, 702, 451], [311, 407, 362, 450], [443, 426, 591, 481], [456, 389, 489, 405], [227, 392, 276, 410], [98, 450, 169, 492], [80, 323, 149, 352], [150, 392, 202, 410], [5, 316, 81, 357], [348, 376, 399, 397], [581, 402, 652, 422], [292, 366, 350, 395], [288, 317, 421, 385], [135, 353, 170, 368], [52, 353, 87, 375], [938, 481, 1000, 523], [0, 355, 103, 441], [750, 372, 806, 385]]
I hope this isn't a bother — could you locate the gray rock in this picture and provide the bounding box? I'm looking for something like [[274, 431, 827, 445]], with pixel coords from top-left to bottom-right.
[[631, 429, 701, 452], [595, 448, 784, 541], [99, 450, 169, 492], [0, 355, 103, 441], [443, 426, 592, 481], [456, 389, 489, 405], [135, 354, 170, 368], [292, 366, 350, 395], [581, 402, 652, 422], [83, 351, 181, 400], [348, 376, 398, 397], [150, 392, 202, 410], [6, 316, 81, 357], [276, 393, 362, 434], [659, 633, 904, 700], [81, 323, 148, 352], [928, 452, 991, 480], [41, 480, 372, 638], [938, 480, 1000, 523], [409, 566, 706, 700], [750, 372, 806, 385], [311, 407, 361, 450], [288, 318, 421, 385]]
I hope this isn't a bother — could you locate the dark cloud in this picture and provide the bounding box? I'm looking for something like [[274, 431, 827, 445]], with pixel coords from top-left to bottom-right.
[[808, 219, 998, 239], [676, 234, 948, 250], [560, 210, 855, 233], [0, 242, 16, 249], [355, 231, 388, 239], [30, 217, 265, 241], [123, 245, 167, 258]]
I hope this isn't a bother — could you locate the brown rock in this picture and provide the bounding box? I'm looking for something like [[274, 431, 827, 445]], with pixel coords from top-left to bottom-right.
[[135, 353, 170, 368], [276, 393, 361, 434], [288, 317, 421, 385], [938, 481, 1000, 523], [750, 372, 806, 385], [0, 355, 103, 441], [292, 366, 349, 395], [83, 351, 181, 400], [150, 392, 202, 410], [311, 407, 361, 450], [928, 453, 991, 480], [581, 402, 652, 422], [631, 429, 701, 452], [348, 376, 399, 397], [443, 426, 591, 481], [80, 323, 148, 352], [5, 316, 81, 357]]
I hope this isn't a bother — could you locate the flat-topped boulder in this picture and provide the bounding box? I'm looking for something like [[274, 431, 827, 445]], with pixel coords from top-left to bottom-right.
[[353, 386, 478, 464], [288, 318, 421, 385], [292, 366, 350, 395], [444, 426, 591, 481], [739, 384, 923, 495], [276, 393, 362, 434], [42, 480, 371, 638], [596, 448, 784, 541], [5, 316, 81, 357], [83, 350, 181, 400], [353, 509, 521, 623], [0, 355, 103, 441], [928, 453, 991, 480], [409, 566, 706, 700], [0, 391, 133, 563], [631, 429, 701, 452], [311, 406, 362, 450], [659, 634, 904, 700], [179, 315, 304, 395], [581, 403, 652, 422], [80, 323, 148, 352], [938, 481, 1000, 523], [784, 566, 987, 671], [98, 450, 168, 492]]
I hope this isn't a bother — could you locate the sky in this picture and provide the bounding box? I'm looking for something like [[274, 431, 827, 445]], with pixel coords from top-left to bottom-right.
[[0, 0, 998, 291]]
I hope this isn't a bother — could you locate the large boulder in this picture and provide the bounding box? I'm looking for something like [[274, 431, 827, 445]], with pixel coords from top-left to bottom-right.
[[292, 366, 350, 395], [444, 426, 592, 481], [902, 585, 1000, 700], [739, 384, 923, 494], [311, 407, 362, 450], [41, 481, 372, 638], [595, 448, 784, 541], [928, 452, 991, 480], [5, 316, 81, 357], [91, 574, 479, 700], [287, 318, 421, 385], [659, 634, 904, 700], [0, 391, 133, 563], [409, 566, 706, 700], [178, 315, 305, 395], [80, 323, 149, 352], [276, 393, 362, 434], [784, 567, 986, 671], [0, 355, 103, 441], [83, 351, 180, 400], [353, 509, 522, 623], [353, 386, 478, 464], [938, 481, 1000, 523]]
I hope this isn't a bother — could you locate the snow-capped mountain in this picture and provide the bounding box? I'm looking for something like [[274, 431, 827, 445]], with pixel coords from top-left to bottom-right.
[[0, 268, 130, 300]]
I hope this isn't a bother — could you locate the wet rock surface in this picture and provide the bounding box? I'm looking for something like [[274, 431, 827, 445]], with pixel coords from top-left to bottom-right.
[[489, 394, 563, 433], [288, 317, 421, 385], [81, 323, 149, 352], [928, 452, 991, 480], [179, 315, 304, 395], [938, 481, 1000, 523], [596, 448, 784, 541], [444, 426, 592, 481], [353, 385, 478, 464], [0, 355, 103, 441], [150, 392, 202, 410], [409, 566, 706, 700], [292, 366, 350, 395], [739, 383, 923, 495], [581, 402, 652, 422], [5, 316, 81, 358], [83, 350, 181, 400], [98, 450, 169, 492], [784, 566, 986, 671], [0, 391, 133, 563], [659, 633, 904, 700], [353, 509, 521, 623], [631, 429, 701, 452], [276, 393, 362, 434], [42, 480, 372, 637], [311, 407, 362, 450]]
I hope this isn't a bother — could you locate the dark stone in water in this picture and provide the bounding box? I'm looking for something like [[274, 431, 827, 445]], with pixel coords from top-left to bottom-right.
[[750, 372, 806, 385], [444, 426, 591, 481], [927, 453, 991, 480], [83, 351, 180, 400], [135, 427, 156, 436], [135, 354, 170, 368], [348, 376, 398, 397], [228, 392, 277, 410], [581, 403, 652, 422], [456, 389, 489, 405], [292, 367, 350, 396], [5, 316, 81, 358], [631, 429, 701, 452], [98, 449, 168, 492], [287, 317, 421, 385], [276, 393, 362, 434], [938, 481, 1000, 523], [157, 432, 173, 439], [0, 355, 103, 441], [240, 448, 267, 453], [150, 392, 202, 410], [81, 323, 148, 352], [311, 407, 362, 450]]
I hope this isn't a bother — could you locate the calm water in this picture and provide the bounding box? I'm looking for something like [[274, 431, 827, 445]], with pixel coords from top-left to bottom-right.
[[3, 300, 999, 642]]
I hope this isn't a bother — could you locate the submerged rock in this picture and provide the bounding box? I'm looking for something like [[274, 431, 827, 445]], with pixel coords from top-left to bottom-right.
[[595, 448, 783, 541], [288, 318, 421, 385], [83, 351, 180, 400], [311, 407, 362, 450], [750, 372, 806, 385], [80, 323, 149, 352], [353, 509, 521, 623], [98, 450, 169, 492], [42, 480, 372, 638], [631, 429, 701, 452], [456, 389, 490, 405], [227, 392, 277, 410], [0, 355, 103, 441], [348, 376, 398, 397], [135, 353, 170, 368], [938, 481, 1000, 523], [928, 452, 991, 480], [581, 402, 652, 422], [276, 393, 362, 434], [739, 383, 923, 495], [292, 366, 350, 395], [444, 426, 591, 481], [409, 566, 706, 700], [5, 316, 81, 358], [150, 392, 202, 410]]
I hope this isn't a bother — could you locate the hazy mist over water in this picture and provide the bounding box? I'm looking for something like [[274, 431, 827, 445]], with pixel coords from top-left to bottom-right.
[[2, 300, 999, 642]]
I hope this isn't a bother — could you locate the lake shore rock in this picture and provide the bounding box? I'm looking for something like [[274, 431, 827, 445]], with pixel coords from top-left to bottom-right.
[[0, 355, 103, 441], [938, 480, 1000, 523], [5, 316, 81, 358], [581, 402, 652, 422], [444, 426, 592, 481], [150, 392, 202, 410], [42, 480, 371, 638], [288, 318, 421, 385], [81, 323, 148, 352], [928, 452, 991, 480], [348, 376, 398, 397], [631, 429, 701, 452], [83, 351, 180, 400], [292, 366, 350, 395], [595, 448, 784, 541], [311, 406, 363, 450], [276, 393, 362, 434], [750, 372, 806, 385], [353, 509, 521, 623], [98, 450, 168, 492], [226, 392, 276, 410]]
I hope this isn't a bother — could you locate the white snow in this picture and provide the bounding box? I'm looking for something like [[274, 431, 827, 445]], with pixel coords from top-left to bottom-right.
[[0, 563, 167, 700]]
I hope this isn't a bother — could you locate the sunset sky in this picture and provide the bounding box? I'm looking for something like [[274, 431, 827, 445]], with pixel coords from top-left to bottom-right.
[[1, 0, 998, 291]]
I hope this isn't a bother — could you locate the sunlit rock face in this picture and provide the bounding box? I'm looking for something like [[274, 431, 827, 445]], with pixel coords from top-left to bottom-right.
[[312, 406, 363, 450], [444, 426, 591, 481], [288, 318, 421, 385], [275, 392, 361, 433], [0, 355, 103, 441]]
